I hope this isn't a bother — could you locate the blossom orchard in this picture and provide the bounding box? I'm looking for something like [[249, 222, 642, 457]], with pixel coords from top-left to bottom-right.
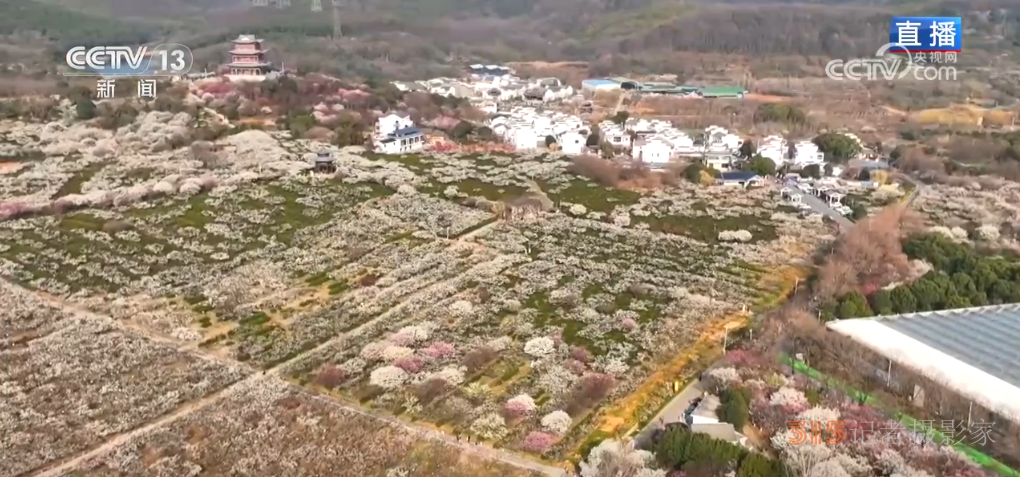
[[787, 419, 996, 447]]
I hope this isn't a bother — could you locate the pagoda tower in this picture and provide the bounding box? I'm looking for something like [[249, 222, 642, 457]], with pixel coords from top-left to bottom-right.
[[225, 34, 272, 81]]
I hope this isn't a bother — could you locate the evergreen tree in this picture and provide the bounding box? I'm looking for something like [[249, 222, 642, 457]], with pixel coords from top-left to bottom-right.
[[75, 99, 96, 120], [870, 289, 894, 315], [739, 139, 756, 159], [837, 291, 872, 319]]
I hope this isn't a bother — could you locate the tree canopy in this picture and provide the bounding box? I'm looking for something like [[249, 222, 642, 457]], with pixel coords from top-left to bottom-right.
[[832, 233, 1020, 319], [745, 154, 776, 176], [654, 426, 783, 476], [813, 133, 862, 163]]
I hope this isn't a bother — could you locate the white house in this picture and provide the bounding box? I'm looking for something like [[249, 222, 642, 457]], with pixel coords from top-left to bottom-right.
[[377, 126, 425, 154], [599, 121, 632, 149], [634, 138, 672, 167], [758, 135, 786, 167], [791, 140, 824, 166], [510, 127, 540, 150], [704, 152, 736, 172], [560, 131, 587, 155], [377, 113, 414, 137]]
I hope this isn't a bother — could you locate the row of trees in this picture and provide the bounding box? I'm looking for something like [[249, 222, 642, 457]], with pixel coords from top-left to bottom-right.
[[830, 233, 1020, 320], [654, 426, 782, 477]]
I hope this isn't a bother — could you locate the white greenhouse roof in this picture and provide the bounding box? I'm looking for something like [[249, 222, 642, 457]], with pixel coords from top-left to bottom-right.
[[827, 304, 1020, 424]]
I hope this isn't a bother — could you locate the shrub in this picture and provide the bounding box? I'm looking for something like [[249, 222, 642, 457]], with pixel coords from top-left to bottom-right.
[[101, 219, 132, 234]]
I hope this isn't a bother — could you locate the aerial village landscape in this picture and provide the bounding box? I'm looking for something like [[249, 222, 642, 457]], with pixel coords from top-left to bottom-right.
[[3, 5, 1020, 477]]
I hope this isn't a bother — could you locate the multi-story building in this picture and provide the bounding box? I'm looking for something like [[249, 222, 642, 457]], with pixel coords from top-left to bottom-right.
[[225, 35, 273, 82], [791, 140, 825, 167]]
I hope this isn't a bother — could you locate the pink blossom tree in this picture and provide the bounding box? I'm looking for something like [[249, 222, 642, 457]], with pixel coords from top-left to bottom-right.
[[570, 346, 593, 364], [393, 357, 424, 374], [521, 431, 556, 453], [503, 394, 537, 419], [422, 342, 456, 359]]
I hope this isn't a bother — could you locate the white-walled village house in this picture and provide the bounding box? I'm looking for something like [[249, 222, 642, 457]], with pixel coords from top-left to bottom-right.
[[377, 113, 414, 138]]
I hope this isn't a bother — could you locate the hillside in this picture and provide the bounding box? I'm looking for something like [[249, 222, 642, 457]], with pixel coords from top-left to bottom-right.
[[3, 0, 1020, 87]]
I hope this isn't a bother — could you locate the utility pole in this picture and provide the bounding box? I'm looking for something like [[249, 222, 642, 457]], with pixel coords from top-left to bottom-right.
[[332, 0, 343, 39]]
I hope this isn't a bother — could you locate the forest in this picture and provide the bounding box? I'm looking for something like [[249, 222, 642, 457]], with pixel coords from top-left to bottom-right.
[[830, 233, 1020, 320], [0, 0, 157, 51], [6, 0, 1017, 82]]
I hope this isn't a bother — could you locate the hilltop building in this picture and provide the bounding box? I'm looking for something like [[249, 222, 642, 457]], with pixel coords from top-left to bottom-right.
[[225, 35, 274, 82]]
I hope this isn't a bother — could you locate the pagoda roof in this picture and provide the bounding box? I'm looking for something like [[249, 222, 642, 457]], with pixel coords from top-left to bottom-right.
[[233, 35, 264, 43], [229, 49, 268, 55], [227, 61, 273, 68]]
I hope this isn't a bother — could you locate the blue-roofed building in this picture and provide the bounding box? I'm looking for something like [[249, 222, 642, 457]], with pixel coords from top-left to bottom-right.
[[717, 171, 763, 187], [581, 78, 622, 92], [378, 125, 425, 155]]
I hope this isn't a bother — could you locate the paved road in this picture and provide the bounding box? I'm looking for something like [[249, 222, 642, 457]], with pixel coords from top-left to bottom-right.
[[632, 380, 705, 449], [798, 191, 854, 230]]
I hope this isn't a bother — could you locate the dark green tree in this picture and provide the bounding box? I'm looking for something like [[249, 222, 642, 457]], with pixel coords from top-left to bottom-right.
[[870, 289, 894, 315], [610, 111, 629, 124], [890, 286, 918, 313], [684, 164, 707, 183], [451, 120, 474, 140], [813, 133, 862, 163], [739, 139, 756, 159], [545, 135, 556, 147], [717, 388, 750, 429], [75, 99, 96, 120], [737, 453, 781, 477], [746, 154, 776, 176], [837, 291, 872, 319], [802, 164, 821, 179], [586, 130, 601, 147]]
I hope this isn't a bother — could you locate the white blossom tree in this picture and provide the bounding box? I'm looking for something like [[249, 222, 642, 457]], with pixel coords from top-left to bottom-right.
[[579, 439, 666, 477], [770, 387, 809, 407], [524, 336, 556, 358], [470, 412, 508, 440], [772, 430, 834, 476], [369, 366, 408, 389], [541, 410, 572, 435]]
